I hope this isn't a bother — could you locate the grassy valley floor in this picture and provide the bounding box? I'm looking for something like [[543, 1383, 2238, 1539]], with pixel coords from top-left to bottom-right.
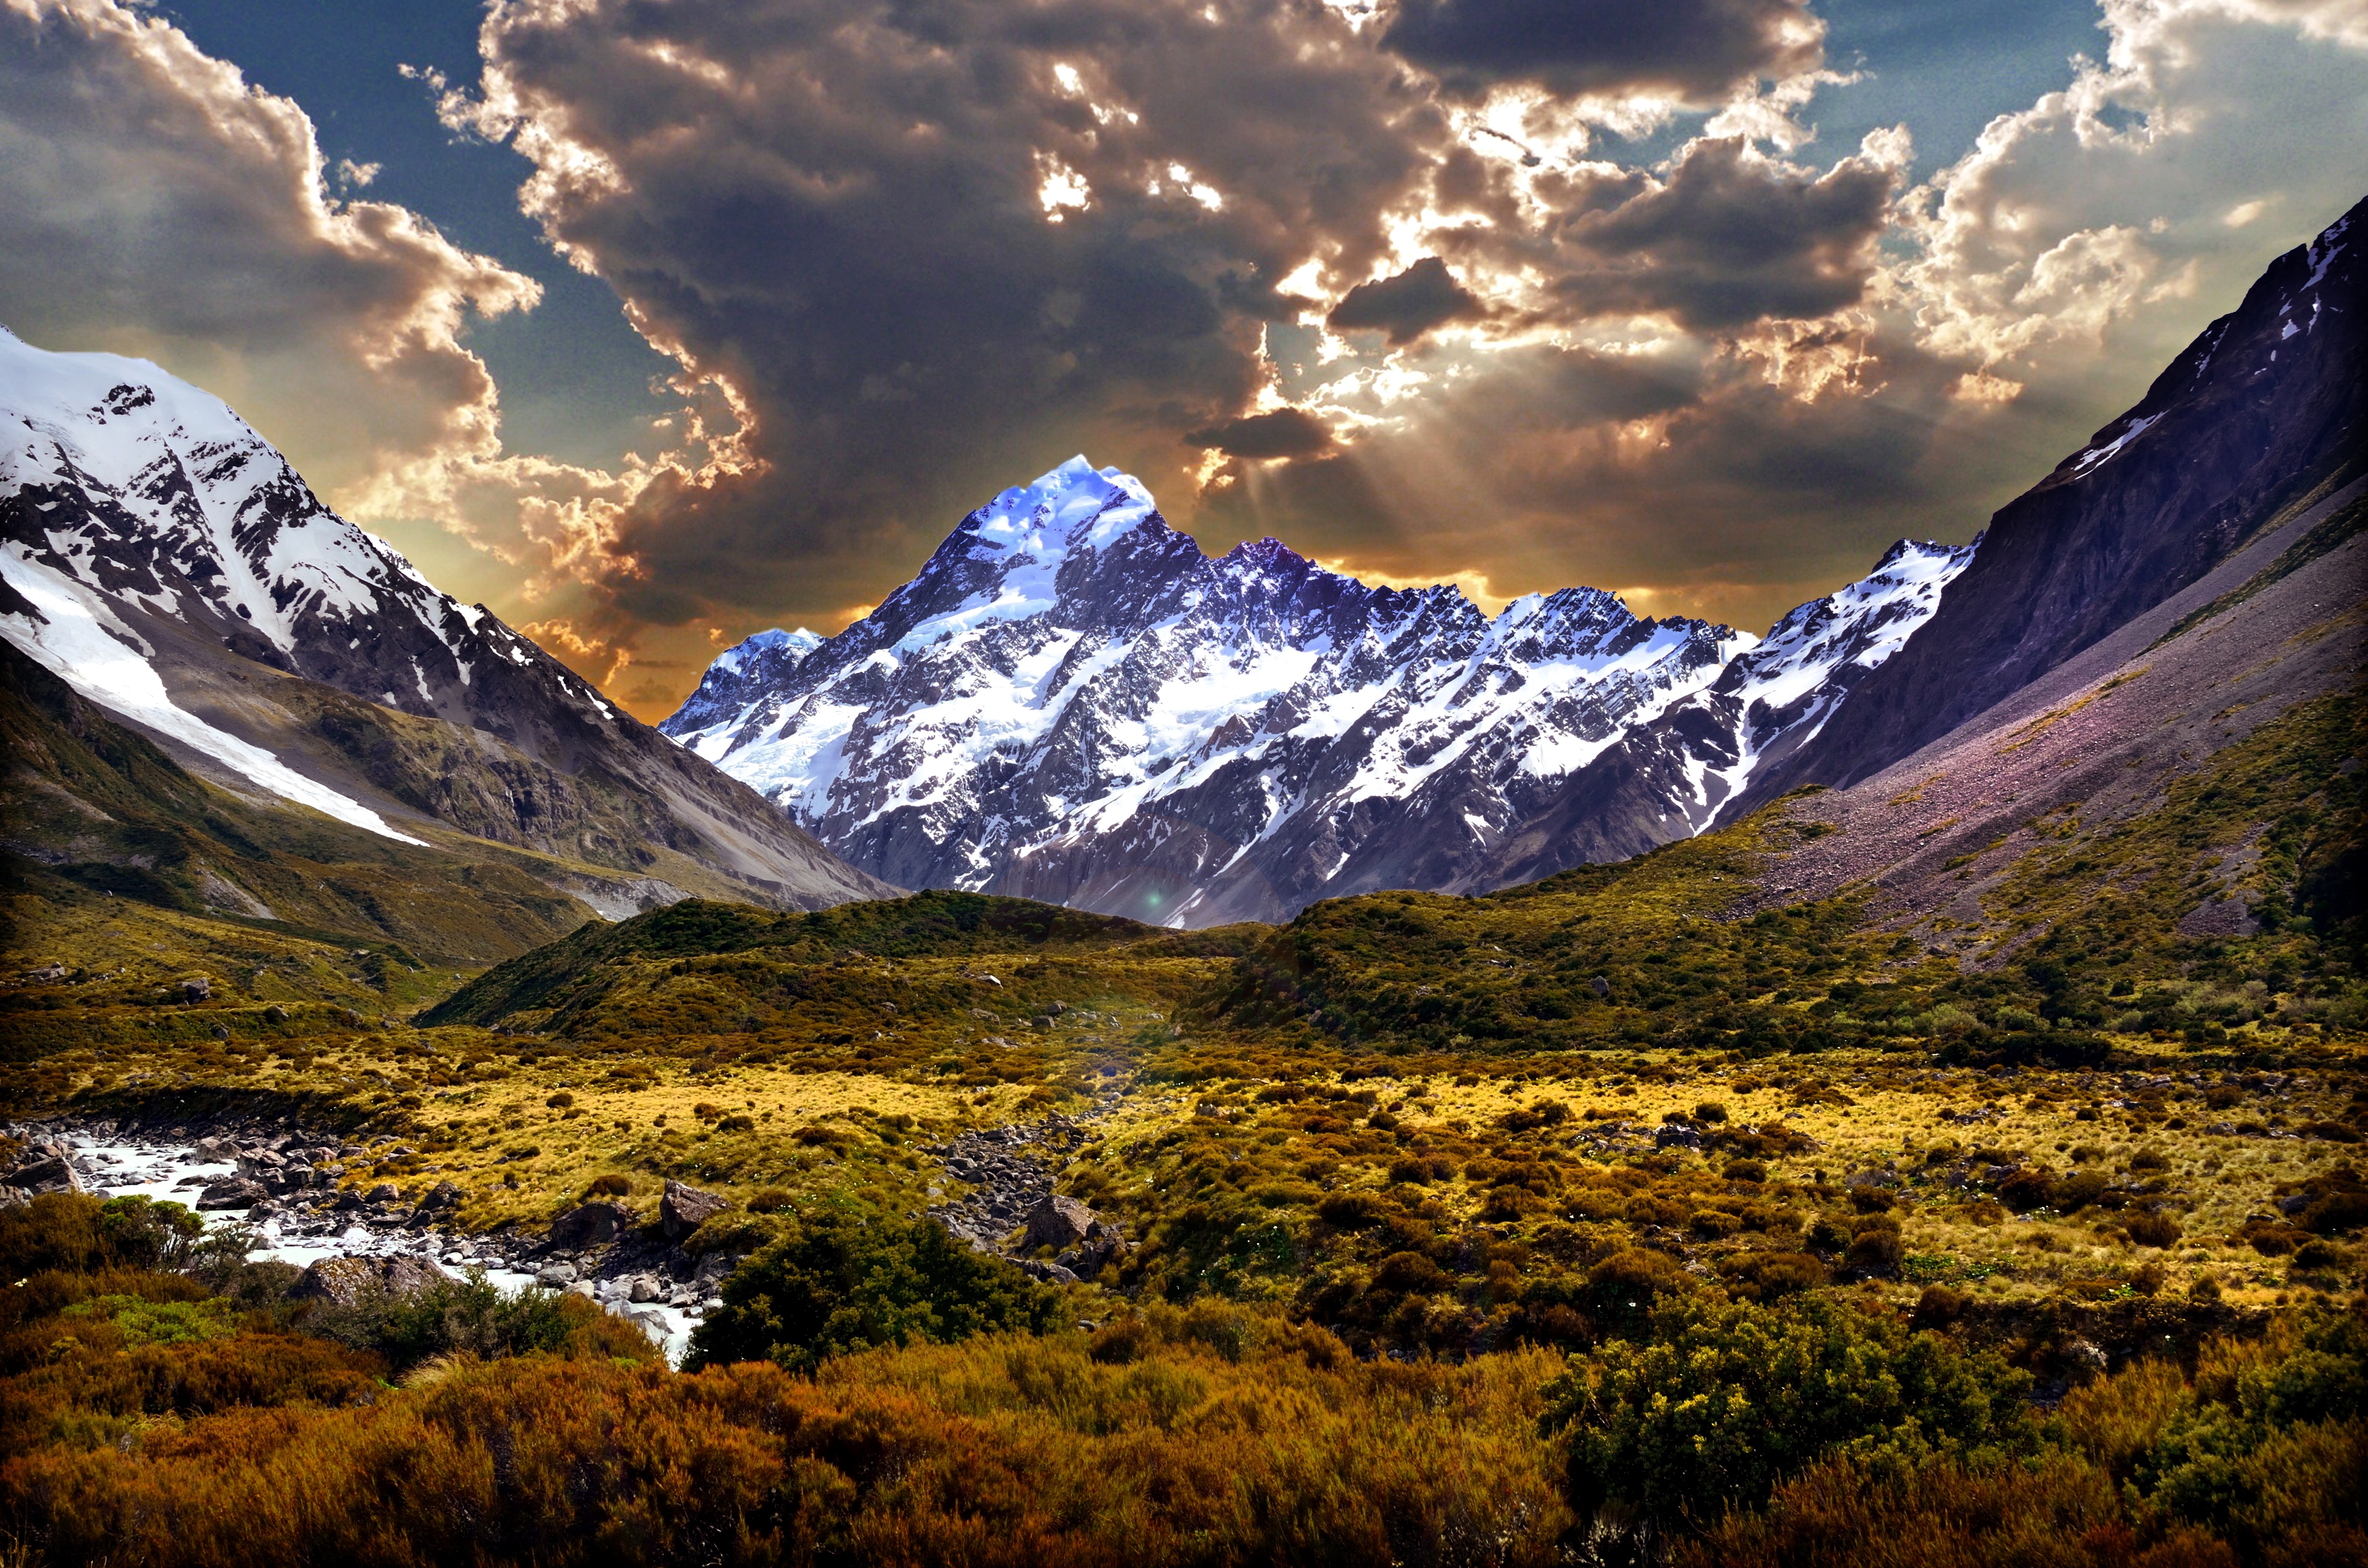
[[2, 716, 2362, 1564]]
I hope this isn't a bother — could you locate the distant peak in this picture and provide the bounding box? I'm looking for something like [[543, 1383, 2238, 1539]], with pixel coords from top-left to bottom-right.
[[713, 626, 822, 675]]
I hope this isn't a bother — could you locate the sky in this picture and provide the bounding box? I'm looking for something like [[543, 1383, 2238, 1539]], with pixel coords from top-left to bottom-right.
[[2, 0, 2363, 721]]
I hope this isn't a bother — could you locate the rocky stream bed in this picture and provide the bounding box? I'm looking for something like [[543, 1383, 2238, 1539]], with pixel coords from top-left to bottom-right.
[[5, 1092, 1149, 1363]]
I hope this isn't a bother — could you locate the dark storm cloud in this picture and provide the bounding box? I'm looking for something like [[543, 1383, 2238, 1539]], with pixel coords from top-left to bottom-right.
[[1326, 257, 1491, 344], [1546, 137, 1899, 329], [1381, 0, 1824, 101], [1185, 406, 1338, 460]]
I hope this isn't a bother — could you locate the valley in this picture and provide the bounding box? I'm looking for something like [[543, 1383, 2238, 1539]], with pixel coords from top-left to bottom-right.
[[1, 191, 2362, 1568]]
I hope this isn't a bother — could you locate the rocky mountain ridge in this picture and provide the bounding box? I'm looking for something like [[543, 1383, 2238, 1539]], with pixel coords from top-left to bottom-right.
[[1732, 193, 2366, 814]]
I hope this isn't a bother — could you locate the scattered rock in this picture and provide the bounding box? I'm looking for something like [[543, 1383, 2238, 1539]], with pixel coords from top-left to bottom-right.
[[1653, 1124, 1705, 1152], [3, 1153, 81, 1195], [196, 1177, 268, 1210], [660, 1179, 729, 1241]]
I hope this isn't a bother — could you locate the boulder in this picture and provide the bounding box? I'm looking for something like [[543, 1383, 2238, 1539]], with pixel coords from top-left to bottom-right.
[[416, 1180, 464, 1213], [4, 1154, 81, 1195], [660, 1179, 730, 1240], [197, 1177, 268, 1210], [1021, 1194, 1097, 1252], [1653, 1124, 1705, 1152], [290, 1254, 455, 1307], [549, 1200, 634, 1250], [535, 1262, 579, 1287], [365, 1183, 399, 1203], [1019, 1259, 1081, 1285]]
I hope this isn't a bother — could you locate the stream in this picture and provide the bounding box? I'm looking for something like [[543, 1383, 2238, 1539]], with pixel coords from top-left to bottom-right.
[[43, 1123, 705, 1366]]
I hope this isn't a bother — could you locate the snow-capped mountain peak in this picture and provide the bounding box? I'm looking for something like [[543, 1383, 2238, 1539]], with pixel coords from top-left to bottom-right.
[[664, 458, 1815, 924]]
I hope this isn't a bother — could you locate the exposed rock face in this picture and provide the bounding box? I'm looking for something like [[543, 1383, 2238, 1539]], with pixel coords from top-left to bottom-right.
[[660, 1180, 729, 1241], [289, 1254, 455, 1308], [1735, 195, 2368, 811], [0, 327, 896, 923]]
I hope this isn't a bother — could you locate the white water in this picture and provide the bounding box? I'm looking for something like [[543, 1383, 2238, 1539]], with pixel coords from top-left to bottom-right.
[[61, 1127, 703, 1366]]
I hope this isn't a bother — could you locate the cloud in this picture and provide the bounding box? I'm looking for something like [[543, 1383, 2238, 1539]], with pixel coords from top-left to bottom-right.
[[0, 0, 539, 509], [1900, 0, 2368, 384], [1380, 0, 1825, 102], [442, 0, 1452, 669], [1546, 135, 1902, 330], [1327, 257, 1492, 343], [1185, 405, 1339, 460]]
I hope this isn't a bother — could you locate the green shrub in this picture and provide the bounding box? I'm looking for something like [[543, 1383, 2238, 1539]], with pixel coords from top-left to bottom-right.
[[687, 1209, 1060, 1373], [1541, 1294, 2035, 1527], [301, 1270, 646, 1373], [2132, 1312, 2368, 1549]]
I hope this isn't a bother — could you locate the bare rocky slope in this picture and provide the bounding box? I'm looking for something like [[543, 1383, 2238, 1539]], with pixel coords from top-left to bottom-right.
[[1732, 194, 2366, 815]]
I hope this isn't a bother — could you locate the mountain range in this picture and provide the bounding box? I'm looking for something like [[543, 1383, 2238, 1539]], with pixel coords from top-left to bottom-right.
[[662, 466, 1969, 925], [663, 195, 2361, 928], [4, 194, 2359, 957]]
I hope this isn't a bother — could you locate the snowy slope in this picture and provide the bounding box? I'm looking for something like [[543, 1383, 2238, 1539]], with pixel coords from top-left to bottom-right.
[[0, 325, 609, 730], [666, 456, 1773, 923], [1441, 538, 1973, 893], [1683, 537, 1976, 830], [0, 326, 892, 909]]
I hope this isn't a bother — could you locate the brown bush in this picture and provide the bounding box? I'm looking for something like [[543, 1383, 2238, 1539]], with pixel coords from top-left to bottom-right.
[[1846, 1229, 1906, 1275], [6, 1335, 1575, 1567], [1316, 1192, 1388, 1229], [1372, 1251, 1453, 1294], [1912, 1285, 1969, 1329], [1997, 1167, 2057, 1212], [1721, 1252, 1828, 1303], [585, 1174, 631, 1197], [2125, 1212, 2183, 1248]]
